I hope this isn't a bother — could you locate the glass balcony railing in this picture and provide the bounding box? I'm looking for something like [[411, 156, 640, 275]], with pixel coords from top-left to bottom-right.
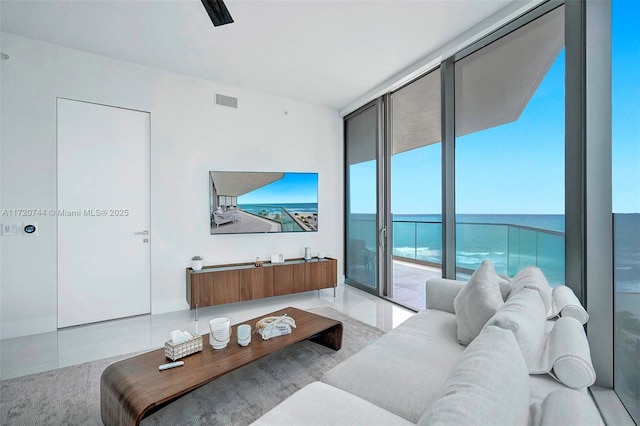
[[392, 220, 443, 264], [349, 217, 566, 286], [240, 205, 305, 232]]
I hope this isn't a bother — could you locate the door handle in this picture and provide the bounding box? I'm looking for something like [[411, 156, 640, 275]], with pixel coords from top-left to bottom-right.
[[379, 227, 386, 248], [135, 230, 149, 235]]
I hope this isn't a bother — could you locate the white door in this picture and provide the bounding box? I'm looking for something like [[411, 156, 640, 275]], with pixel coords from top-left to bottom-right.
[[57, 98, 150, 328]]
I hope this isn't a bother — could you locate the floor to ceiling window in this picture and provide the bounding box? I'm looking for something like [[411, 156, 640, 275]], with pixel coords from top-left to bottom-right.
[[389, 69, 442, 309], [612, 0, 640, 421], [345, 103, 380, 292], [343, 0, 633, 420], [454, 5, 565, 284]]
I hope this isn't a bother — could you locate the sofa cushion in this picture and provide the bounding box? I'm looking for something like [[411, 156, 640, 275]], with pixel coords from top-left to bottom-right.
[[529, 388, 603, 426], [417, 325, 530, 426], [531, 316, 596, 389], [497, 274, 512, 300], [529, 373, 589, 403], [322, 309, 463, 423], [453, 260, 504, 344], [425, 278, 465, 314], [549, 317, 596, 389], [426, 276, 509, 314], [509, 266, 553, 314], [486, 288, 546, 370], [547, 285, 589, 324], [251, 382, 414, 426]]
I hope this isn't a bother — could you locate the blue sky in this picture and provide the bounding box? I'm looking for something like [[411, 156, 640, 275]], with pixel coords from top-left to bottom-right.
[[351, 1, 639, 215], [239, 172, 318, 205], [612, 0, 640, 214]]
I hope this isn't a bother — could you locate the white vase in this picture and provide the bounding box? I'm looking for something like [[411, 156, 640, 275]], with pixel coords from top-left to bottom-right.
[[192, 260, 203, 271]]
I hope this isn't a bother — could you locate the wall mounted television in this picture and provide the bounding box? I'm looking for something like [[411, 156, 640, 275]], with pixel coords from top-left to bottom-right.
[[209, 171, 318, 234]]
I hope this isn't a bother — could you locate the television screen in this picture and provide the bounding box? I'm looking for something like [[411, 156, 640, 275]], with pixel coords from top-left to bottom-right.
[[209, 171, 318, 234]]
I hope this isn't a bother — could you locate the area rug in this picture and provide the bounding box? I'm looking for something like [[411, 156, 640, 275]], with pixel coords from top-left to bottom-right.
[[1, 307, 384, 425]]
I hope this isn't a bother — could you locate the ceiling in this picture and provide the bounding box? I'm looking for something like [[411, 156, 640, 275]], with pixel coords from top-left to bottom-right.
[[210, 171, 284, 197], [0, 0, 514, 110]]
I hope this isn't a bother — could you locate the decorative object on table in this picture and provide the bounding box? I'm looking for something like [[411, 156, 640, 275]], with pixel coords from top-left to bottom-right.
[[304, 247, 311, 261], [270, 253, 285, 264], [209, 317, 231, 349], [256, 313, 296, 340], [164, 330, 203, 361], [255, 257, 263, 267], [318, 252, 325, 259], [191, 256, 203, 271], [237, 324, 252, 346]]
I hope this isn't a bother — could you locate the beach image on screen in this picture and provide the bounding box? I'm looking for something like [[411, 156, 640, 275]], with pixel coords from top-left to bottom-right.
[[210, 171, 318, 234]]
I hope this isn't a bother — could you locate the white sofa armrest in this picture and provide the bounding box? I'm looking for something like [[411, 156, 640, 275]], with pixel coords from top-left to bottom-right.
[[426, 278, 465, 314]]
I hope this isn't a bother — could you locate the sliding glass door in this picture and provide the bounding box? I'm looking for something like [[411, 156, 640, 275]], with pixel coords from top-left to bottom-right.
[[345, 101, 381, 293], [388, 69, 442, 310], [344, 3, 567, 310]]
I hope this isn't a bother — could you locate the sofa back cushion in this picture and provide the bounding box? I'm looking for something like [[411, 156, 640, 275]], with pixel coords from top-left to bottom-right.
[[453, 260, 504, 345], [486, 288, 547, 370], [418, 325, 530, 425], [509, 266, 553, 314]]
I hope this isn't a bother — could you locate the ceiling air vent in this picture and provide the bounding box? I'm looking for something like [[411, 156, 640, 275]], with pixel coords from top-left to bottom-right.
[[215, 94, 238, 109]]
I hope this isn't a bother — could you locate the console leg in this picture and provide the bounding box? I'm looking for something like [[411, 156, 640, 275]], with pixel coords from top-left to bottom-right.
[[195, 304, 198, 322]]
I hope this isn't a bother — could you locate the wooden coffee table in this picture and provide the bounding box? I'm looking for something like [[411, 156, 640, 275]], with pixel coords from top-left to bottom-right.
[[100, 307, 342, 426]]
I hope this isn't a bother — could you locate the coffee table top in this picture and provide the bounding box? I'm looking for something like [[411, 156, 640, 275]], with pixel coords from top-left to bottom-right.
[[100, 307, 343, 425]]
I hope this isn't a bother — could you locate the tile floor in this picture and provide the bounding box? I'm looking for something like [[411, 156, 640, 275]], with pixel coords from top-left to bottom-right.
[[0, 284, 414, 380]]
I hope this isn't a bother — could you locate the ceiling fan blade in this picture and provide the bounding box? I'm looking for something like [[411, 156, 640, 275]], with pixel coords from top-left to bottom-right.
[[201, 0, 234, 27]]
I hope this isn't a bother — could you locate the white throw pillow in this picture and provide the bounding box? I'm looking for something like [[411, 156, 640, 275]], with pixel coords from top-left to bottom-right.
[[547, 285, 589, 324], [453, 260, 504, 345], [549, 317, 596, 389], [417, 325, 530, 426], [529, 316, 596, 389], [509, 266, 553, 314], [486, 288, 546, 370]]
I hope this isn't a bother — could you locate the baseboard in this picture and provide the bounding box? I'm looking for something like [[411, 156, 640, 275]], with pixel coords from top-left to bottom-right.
[[151, 299, 190, 315], [1, 314, 58, 340]]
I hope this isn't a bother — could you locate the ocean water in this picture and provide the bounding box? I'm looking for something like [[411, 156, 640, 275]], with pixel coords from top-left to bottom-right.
[[239, 203, 318, 214], [238, 203, 318, 232], [350, 213, 639, 291], [614, 213, 640, 293]]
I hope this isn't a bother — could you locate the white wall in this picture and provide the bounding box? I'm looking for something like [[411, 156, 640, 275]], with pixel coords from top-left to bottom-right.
[[0, 33, 344, 339]]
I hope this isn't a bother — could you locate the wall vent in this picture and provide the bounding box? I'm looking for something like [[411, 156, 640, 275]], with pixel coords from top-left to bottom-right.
[[215, 94, 238, 108]]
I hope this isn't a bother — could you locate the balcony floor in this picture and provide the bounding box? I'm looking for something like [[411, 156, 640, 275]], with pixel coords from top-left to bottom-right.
[[347, 259, 442, 311], [392, 260, 442, 310]]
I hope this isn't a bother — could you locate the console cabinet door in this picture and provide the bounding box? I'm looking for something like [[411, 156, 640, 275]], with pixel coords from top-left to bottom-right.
[[304, 262, 322, 291], [195, 270, 240, 306], [307, 260, 337, 290], [273, 264, 304, 296], [240, 267, 274, 301]]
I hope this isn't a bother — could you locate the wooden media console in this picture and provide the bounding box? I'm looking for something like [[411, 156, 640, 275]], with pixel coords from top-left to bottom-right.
[[186, 257, 337, 310]]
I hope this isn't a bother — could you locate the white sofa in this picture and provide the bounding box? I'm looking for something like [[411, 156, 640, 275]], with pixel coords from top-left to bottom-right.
[[252, 262, 603, 426], [213, 210, 239, 227]]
